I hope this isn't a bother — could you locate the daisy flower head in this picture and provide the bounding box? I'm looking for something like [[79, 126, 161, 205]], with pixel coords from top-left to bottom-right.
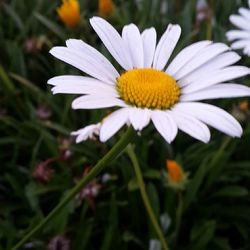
[[48, 17, 250, 144], [226, 1, 250, 56]]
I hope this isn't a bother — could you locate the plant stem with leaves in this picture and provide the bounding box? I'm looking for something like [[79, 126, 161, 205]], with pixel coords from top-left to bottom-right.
[[12, 127, 136, 250], [127, 144, 170, 250]]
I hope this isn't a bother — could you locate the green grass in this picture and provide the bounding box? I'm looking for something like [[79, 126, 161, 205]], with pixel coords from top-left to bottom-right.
[[0, 0, 250, 249]]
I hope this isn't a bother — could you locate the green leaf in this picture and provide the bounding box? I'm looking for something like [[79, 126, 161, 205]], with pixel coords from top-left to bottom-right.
[[100, 194, 119, 250], [128, 178, 139, 191], [144, 169, 161, 180], [0, 66, 15, 93], [147, 182, 160, 218], [2, 3, 24, 30], [212, 186, 248, 198], [183, 159, 208, 210], [190, 220, 217, 250], [212, 237, 231, 250], [34, 12, 66, 40]]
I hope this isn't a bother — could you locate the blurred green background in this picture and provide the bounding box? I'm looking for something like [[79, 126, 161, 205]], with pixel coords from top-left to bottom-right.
[[0, 0, 250, 249]]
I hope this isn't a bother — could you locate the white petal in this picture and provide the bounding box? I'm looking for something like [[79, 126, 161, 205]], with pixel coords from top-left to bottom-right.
[[182, 66, 250, 94], [239, 7, 250, 21], [50, 47, 114, 85], [181, 83, 250, 101], [153, 24, 181, 70], [229, 15, 250, 31], [151, 110, 178, 143], [226, 30, 250, 41], [122, 24, 144, 68], [243, 45, 250, 56], [231, 39, 250, 49], [90, 17, 133, 70], [48, 75, 88, 86], [178, 52, 241, 87], [173, 102, 243, 137], [141, 28, 157, 68], [71, 123, 101, 143], [72, 95, 127, 109], [174, 43, 229, 80], [170, 110, 210, 143], [66, 39, 119, 82], [100, 108, 129, 142], [128, 108, 151, 131], [48, 75, 118, 96], [166, 41, 212, 76]]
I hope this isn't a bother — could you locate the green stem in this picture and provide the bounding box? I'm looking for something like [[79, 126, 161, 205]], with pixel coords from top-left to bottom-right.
[[206, 0, 213, 40], [173, 192, 183, 247], [127, 144, 169, 250], [12, 127, 135, 250]]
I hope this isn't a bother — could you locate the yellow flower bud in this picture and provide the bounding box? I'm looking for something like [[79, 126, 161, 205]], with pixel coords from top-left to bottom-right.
[[57, 0, 81, 28]]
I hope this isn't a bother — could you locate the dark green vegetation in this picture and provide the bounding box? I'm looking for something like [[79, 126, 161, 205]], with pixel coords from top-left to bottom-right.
[[0, 0, 250, 249]]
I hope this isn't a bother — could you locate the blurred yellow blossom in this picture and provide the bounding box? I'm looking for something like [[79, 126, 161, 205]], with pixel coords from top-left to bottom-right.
[[98, 0, 114, 17], [57, 0, 81, 28]]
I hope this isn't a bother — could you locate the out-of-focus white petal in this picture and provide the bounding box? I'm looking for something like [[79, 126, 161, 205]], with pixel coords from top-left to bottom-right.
[[239, 7, 250, 21], [229, 15, 250, 31], [100, 108, 129, 142], [173, 102, 243, 137], [90, 17, 133, 70], [142, 28, 157, 68], [153, 24, 181, 70], [181, 83, 250, 101], [122, 24, 144, 68], [226, 30, 250, 41], [231, 39, 250, 49], [151, 110, 178, 143]]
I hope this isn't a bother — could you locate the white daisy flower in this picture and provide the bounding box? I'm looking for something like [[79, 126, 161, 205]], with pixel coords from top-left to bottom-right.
[[48, 17, 250, 144], [226, 1, 250, 56]]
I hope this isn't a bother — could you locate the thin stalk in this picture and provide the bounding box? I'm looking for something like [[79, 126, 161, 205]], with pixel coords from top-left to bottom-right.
[[127, 144, 169, 250], [12, 127, 135, 250], [173, 191, 183, 247], [206, 0, 213, 40]]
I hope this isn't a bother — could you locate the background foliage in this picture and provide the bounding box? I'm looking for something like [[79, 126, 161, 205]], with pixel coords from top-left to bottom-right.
[[0, 0, 250, 249]]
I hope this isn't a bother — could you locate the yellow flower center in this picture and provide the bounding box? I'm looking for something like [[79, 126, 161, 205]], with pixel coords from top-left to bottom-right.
[[117, 68, 180, 110], [57, 0, 81, 28]]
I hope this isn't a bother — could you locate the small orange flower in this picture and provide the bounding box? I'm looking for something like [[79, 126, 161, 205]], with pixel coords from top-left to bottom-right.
[[57, 0, 81, 28], [166, 160, 188, 190], [239, 100, 249, 112], [166, 160, 184, 183], [98, 0, 114, 17]]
